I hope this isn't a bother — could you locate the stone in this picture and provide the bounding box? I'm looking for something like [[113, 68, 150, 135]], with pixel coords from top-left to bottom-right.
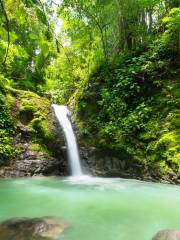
[[0, 217, 67, 240], [152, 229, 180, 240]]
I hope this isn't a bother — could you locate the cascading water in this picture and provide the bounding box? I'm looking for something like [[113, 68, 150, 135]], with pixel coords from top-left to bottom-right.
[[52, 104, 83, 176]]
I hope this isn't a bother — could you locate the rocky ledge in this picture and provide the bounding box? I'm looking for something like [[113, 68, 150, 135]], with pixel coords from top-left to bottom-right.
[[80, 147, 180, 185], [0, 149, 64, 178]]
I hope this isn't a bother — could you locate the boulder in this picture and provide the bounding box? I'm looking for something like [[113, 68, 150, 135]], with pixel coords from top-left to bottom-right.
[[152, 229, 180, 240], [0, 217, 67, 240]]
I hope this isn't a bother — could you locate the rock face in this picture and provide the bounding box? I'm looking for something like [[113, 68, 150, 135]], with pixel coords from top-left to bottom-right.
[[152, 230, 180, 240], [0, 217, 67, 240], [80, 147, 147, 179], [80, 147, 180, 184], [0, 124, 68, 178], [0, 151, 65, 178], [0, 89, 69, 178]]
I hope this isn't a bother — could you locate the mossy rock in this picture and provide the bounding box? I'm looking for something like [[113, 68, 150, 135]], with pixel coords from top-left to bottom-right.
[[7, 90, 51, 137], [5, 88, 65, 161], [0, 217, 67, 240]]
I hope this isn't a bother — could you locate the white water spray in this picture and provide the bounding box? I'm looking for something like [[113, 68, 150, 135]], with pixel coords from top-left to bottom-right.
[[52, 104, 83, 176]]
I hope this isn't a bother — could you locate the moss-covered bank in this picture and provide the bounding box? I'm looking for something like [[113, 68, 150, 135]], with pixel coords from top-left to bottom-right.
[[6, 89, 56, 151], [0, 88, 66, 176], [71, 49, 180, 183], [0, 90, 16, 165]]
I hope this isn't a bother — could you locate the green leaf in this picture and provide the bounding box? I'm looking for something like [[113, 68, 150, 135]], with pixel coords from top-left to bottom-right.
[[41, 42, 49, 58], [35, 8, 47, 25]]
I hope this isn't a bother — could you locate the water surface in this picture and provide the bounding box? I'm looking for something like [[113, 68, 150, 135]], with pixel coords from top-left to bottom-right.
[[0, 177, 180, 240]]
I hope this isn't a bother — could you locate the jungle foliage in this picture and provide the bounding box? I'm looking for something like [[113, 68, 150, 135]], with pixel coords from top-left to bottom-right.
[[0, 0, 179, 173]]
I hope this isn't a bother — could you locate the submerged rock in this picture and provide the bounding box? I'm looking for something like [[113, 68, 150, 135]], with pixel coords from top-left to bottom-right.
[[152, 229, 180, 240], [0, 217, 67, 240]]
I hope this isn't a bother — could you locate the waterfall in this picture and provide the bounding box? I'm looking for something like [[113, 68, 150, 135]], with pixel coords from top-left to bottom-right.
[[52, 104, 83, 176]]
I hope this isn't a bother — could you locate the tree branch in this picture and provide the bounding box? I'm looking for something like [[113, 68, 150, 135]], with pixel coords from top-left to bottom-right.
[[74, 1, 108, 62], [37, 0, 72, 64]]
